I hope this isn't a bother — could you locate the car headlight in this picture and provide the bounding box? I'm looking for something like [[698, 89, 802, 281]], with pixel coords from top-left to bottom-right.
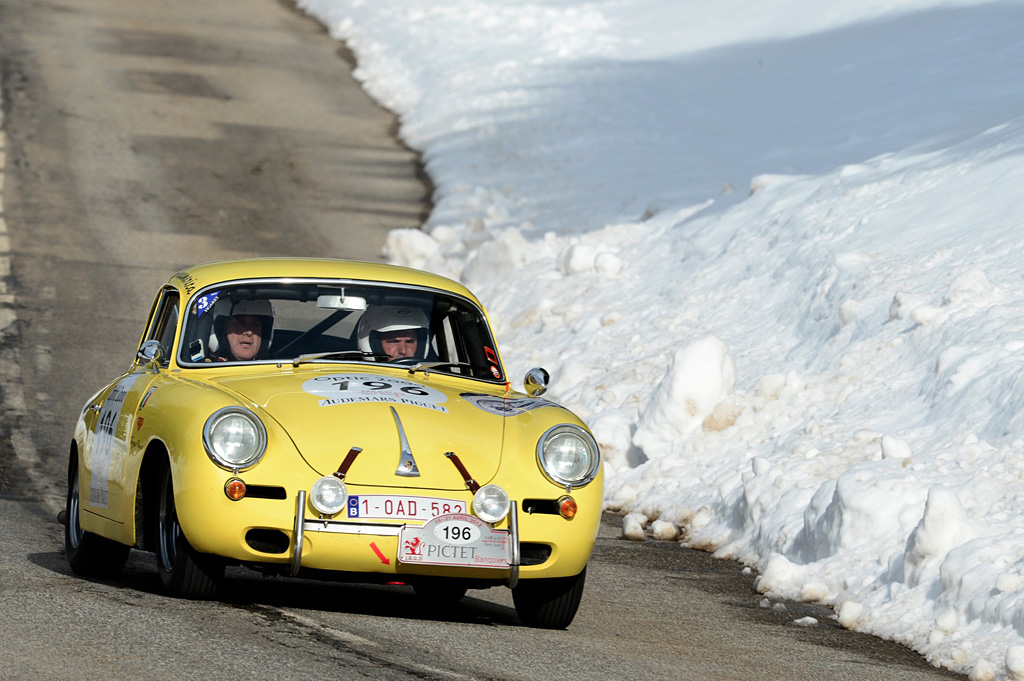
[[310, 475, 348, 516], [537, 424, 600, 489], [203, 407, 267, 470], [473, 484, 510, 524]]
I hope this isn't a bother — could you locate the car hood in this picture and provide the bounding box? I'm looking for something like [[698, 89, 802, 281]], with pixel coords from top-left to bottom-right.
[[211, 369, 510, 490]]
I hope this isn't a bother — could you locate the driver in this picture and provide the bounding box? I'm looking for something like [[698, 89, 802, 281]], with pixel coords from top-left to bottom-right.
[[210, 299, 275, 361], [356, 306, 430, 362]]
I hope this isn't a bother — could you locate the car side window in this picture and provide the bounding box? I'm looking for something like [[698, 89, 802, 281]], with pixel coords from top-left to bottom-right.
[[147, 291, 180, 366]]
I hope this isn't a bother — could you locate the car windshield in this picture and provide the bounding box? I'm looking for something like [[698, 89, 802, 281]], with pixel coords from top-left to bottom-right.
[[177, 280, 504, 382]]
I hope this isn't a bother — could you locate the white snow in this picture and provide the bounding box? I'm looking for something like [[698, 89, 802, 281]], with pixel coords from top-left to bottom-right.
[[295, 0, 1024, 676]]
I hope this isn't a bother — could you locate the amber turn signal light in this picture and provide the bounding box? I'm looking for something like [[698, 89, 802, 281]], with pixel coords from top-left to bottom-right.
[[224, 477, 247, 501], [558, 496, 577, 519]]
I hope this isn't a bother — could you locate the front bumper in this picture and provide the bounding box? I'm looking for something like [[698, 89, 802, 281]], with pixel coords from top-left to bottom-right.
[[174, 467, 600, 583], [178, 481, 598, 581]]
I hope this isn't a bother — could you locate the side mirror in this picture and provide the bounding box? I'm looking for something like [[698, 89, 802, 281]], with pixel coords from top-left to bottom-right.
[[138, 339, 164, 368], [523, 367, 550, 397]]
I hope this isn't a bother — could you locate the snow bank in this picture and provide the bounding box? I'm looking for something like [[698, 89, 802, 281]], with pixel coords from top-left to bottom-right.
[[297, 0, 1024, 676]]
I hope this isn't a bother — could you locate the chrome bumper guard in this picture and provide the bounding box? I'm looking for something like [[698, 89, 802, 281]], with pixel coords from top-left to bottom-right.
[[290, 490, 306, 577], [508, 501, 520, 589]]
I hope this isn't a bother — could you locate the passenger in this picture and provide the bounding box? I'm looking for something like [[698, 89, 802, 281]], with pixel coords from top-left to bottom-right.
[[356, 306, 430, 362]]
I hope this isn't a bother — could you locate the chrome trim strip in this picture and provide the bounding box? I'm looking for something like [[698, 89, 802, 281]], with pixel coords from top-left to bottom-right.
[[390, 406, 420, 477], [303, 520, 402, 536], [290, 490, 306, 577]]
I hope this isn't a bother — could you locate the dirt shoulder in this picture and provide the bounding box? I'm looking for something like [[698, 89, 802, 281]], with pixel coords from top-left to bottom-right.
[[0, 0, 430, 499]]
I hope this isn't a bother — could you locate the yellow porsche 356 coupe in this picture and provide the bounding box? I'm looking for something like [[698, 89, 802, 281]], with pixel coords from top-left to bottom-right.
[[63, 258, 603, 628]]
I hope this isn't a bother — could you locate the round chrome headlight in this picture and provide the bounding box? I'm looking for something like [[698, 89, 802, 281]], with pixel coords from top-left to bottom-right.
[[537, 424, 600, 488], [203, 407, 267, 470], [310, 475, 348, 516], [473, 484, 510, 524]]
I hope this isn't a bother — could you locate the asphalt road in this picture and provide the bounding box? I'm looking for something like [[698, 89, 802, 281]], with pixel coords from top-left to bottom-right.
[[0, 0, 963, 679]]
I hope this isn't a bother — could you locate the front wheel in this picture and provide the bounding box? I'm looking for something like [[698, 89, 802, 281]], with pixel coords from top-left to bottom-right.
[[65, 455, 130, 578], [156, 464, 224, 598], [512, 566, 587, 629]]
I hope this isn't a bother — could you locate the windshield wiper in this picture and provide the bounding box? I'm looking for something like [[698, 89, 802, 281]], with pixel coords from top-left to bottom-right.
[[292, 350, 389, 367], [406, 361, 493, 376]]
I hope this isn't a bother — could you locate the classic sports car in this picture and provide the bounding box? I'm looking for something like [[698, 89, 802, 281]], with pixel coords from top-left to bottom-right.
[[63, 258, 603, 629]]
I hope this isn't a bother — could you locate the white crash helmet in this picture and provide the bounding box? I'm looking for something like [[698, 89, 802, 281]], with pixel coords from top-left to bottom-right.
[[209, 298, 275, 357], [356, 305, 430, 359]]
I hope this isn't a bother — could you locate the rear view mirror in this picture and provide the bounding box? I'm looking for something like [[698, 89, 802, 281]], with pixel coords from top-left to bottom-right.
[[317, 294, 367, 311]]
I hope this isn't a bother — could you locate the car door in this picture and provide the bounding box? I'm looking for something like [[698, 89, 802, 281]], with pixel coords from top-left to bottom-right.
[[83, 288, 179, 523]]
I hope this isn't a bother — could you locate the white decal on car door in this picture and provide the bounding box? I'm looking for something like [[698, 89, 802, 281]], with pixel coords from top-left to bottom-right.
[[88, 375, 140, 508]]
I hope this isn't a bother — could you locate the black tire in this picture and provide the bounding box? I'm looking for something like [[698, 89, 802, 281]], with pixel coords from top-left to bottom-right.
[[512, 566, 587, 629], [65, 455, 131, 578], [156, 463, 224, 598], [413, 578, 469, 606]]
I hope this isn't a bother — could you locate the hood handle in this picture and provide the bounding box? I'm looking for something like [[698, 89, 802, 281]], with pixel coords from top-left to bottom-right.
[[444, 451, 480, 493], [332, 447, 363, 480]]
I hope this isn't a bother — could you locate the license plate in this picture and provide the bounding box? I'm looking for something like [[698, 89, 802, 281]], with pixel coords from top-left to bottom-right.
[[398, 513, 510, 568], [346, 494, 466, 521]]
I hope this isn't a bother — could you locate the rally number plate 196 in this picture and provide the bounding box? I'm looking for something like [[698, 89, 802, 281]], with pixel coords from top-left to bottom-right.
[[398, 513, 510, 569], [346, 494, 466, 521]]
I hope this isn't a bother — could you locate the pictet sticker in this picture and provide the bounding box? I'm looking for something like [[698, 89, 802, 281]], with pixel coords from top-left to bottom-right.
[[302, 374, 449, 413]]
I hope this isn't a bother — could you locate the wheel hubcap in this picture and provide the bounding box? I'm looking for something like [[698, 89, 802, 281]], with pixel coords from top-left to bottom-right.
[[158, 473, 180, 572], [67, 471, 84, 550]]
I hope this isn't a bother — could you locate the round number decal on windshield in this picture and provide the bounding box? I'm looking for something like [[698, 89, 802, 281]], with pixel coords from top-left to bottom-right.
[[302, 373, 449, 413]]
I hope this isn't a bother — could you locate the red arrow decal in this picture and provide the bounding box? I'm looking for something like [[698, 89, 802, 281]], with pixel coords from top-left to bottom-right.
[[370, 542, 390, 565]]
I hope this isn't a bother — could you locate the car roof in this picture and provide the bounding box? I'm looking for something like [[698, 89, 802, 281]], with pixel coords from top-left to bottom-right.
[[168, 258, 480, 304]]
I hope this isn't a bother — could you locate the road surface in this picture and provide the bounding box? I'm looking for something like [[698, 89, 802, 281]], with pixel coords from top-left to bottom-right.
[[0, 1, 961, 679]]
